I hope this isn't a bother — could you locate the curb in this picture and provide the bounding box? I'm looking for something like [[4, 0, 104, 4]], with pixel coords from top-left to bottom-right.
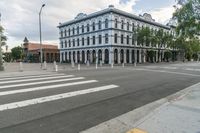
[[80, 82, 200, 133]]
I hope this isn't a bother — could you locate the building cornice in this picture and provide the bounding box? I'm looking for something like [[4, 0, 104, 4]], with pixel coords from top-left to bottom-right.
[[58, 7, 170, 30]]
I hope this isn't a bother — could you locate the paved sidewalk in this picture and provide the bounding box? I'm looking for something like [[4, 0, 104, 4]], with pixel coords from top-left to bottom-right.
[[80, 82, 200, 133]]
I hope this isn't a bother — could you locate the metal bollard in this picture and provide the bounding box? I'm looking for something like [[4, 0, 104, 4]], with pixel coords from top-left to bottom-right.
[[100, 61, 102, 67], [19, 62, 23, 72], [53, 61, 56, 70], [55, 65, 58, 72], [96, 63, 98, 69], [122, 63, 125, 68], [87, 61, 90, 67], [71, 62, 75, 68], [111, 63, 114, 68], [78, 64, 80, 70], [43, 61, 47, 70], [134, 62, 136, 67]]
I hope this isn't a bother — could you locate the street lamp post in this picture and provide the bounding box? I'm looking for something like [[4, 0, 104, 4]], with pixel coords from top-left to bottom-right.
[[39, 4, 45, 68], [0, 13, 4, 71]]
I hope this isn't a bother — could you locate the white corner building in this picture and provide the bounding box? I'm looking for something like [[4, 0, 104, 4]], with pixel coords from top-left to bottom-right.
[[58, 5, 175, 64]]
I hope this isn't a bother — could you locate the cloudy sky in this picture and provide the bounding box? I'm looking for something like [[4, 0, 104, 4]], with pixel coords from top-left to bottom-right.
[[0, 0, 176, 50]]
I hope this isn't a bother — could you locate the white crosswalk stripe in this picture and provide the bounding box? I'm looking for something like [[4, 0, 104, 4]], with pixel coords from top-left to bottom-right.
[[0, 73, 119, 113], [0, 80, 98, 96], [0, 73, 65, 81], [0, 85, 118, 111], [0, 75, 74, 84], [0, 77, 85, 89]]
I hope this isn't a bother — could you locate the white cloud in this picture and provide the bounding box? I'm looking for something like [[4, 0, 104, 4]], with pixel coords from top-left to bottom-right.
[[149, 5, 175, 24], [0, 0, 139, 50]]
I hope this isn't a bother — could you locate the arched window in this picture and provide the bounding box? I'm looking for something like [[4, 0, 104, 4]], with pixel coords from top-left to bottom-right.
[[87, 24, 90, 32], [98, 21, 102, 30], [105, 19, 108, 29], [64, 29, 67, 37], [105, 34, 109, 44], [73, 27, 75, 35], [68, 29, 71, 36], [65, 40, 67, 47], [121, 20, 124, 29], [127, 22, 129, 31], [73, 39, 75, 47], [82, 25, 84, 33], [77, 26, 79, 35], [92, 22, 95, 31], [127, 35, 129, 44], [132, 23, 135, 31], [115, 19, 118, 28]]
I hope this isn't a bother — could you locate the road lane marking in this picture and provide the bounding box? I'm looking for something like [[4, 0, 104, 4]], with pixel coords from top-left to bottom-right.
[[0, 74, 65, 81], [0, 80, 98, 96], [135, 68, 200, 77], [0, 77, 85, 89], [0, 75, 74, 84], [0, 85, 118, 111]]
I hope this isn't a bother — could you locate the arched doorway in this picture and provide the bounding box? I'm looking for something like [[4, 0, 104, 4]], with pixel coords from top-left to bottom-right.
[[82, 51, 85, 63], [92, 50, 96, 63], [98, 49, 102, 63], [105, 49, 109, 64], [77, 51, 80, 63], [114, 49, 118, 64], [126, 49, 129, 63], [132, 50, 135, 63], [87, 50, 90, 62], [73, 51, 75, 62], [69, 52, 71, 63], [120, 49, 124, 63]]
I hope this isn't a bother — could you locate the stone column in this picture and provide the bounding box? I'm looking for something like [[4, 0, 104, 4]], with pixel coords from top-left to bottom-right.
[[129, 50, 132, 64], [124, 50, 127, 64], [64, 51, 66, 61], [75, 51, 78, 63], [60, 52, 62, 63], [102, 49, 105, 64], [84, 51, 87, 63], [80, 51, 82, 63], [109, 48, 114, 64], [139, 49, 142, 63], [134, 49, 137, 64], [118, 50, 120, 64], [96, 50, 98, 64]]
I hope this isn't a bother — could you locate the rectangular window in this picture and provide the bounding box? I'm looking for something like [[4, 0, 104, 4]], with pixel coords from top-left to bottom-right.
[[73, 39, 75, 47], [114, 34, 117, 43], [82, 25, 84, 33], [77, 39, 80, 46], [69, 40, 71, 47], [121, 35, 124, 44], [105, 34, 109, 44], [93, 36, 95, 45], [99, 35, 102, 44], [127, 35, 129, 44], [82, 38, 84, 46], [87, 37, 90, 45], [77, 27, 79, 35]]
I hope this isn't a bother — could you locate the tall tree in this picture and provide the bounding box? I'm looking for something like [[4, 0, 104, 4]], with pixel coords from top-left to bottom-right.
[[173, 0, 200, 60], [0, 25, 7, 71], [11, 46, 23, 61]]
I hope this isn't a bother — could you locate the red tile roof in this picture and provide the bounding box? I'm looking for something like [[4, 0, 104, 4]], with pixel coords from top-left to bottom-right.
[[24, 43, 58, 51]]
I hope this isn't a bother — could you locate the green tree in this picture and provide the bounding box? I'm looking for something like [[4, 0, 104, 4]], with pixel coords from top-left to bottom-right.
[[173, 0, 200, 61], [11, 46, 23, 61], [0, 25, 7, 71]]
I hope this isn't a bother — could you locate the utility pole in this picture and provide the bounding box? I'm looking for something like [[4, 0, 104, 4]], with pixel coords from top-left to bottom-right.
[[0, 13, 4, 71], [39, 4, 45, 68]]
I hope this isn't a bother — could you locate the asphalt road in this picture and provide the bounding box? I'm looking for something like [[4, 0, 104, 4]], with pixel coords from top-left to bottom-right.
[[0, 62, 200, 133]]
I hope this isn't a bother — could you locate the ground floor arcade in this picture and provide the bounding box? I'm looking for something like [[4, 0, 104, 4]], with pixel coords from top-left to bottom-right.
[[60, 47, 178, 64]]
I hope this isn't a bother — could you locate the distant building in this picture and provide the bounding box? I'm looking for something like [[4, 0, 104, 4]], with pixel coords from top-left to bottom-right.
[[23, 37, 59, 63], [58, 5, 177, 64]]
